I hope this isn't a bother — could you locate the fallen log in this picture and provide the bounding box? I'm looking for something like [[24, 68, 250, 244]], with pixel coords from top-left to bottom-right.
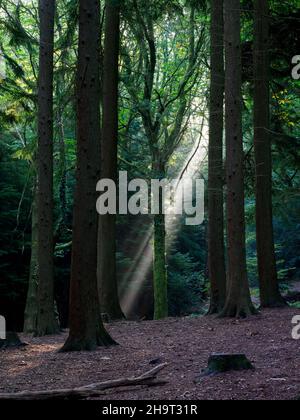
[[0, 363, 168, 400]]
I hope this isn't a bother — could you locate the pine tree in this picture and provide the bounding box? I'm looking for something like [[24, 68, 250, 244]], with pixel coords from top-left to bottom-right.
[[61, 0, 116, 351], [207, 0, 226, 314], [35, 0, 59, 336], [253, 0, 286, 308], [98, 0, 124, 320], [221, 0, 256, 318]]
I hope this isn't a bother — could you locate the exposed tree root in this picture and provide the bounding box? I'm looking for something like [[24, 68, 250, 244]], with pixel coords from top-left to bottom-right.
[[59, 328, 117, 352], [260, 296, 287, 309], [219, 302, 258, 318]]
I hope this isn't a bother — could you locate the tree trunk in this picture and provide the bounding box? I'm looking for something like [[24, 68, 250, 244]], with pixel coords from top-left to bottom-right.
[[153, 162, 168, 320], [153, 213, 168, 320], [98, 0, 124, 320], [24, 179, 38, 334], [55, 12, 68, 239], [36, 0, 59, 336], [60, 0, 116, 351], [221, 0, 256, 318], [207, 0, 226, 315], [56, 85, 67, 236], [253, 0, 286, 308]]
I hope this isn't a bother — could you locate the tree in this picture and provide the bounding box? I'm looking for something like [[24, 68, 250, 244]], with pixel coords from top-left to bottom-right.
[[122, 1, 204, 319], [253, 0, 286, 308], [98, 0, 124, 320], [221, 0, 256, 318], [207, 0, 226, 314], [35, 0, 59, 336], [61, 0, 116, 351]]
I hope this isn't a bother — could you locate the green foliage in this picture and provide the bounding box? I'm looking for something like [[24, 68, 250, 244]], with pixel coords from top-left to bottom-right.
[[0, 135, 31, 328], [168, 252, 205, 317]]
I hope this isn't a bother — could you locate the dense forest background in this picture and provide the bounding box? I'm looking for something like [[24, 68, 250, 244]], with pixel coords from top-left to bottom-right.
[[0, 0, 299, 332]]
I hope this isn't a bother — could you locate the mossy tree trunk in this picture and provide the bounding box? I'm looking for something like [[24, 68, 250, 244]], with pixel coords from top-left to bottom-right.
[[60, 0, 116, 351], [253, 0, 286, 308], [153, 162, 168, 320], [207, 0, 226, 315]]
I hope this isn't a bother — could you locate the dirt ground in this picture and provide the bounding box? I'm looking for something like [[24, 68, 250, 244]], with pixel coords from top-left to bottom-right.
[[0, 308, 299, 400]]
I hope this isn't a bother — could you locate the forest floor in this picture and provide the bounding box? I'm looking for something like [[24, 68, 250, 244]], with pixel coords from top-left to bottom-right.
[[0, 307, 299, 400]]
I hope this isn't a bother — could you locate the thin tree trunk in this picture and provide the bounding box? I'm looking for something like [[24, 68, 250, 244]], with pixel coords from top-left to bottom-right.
[[56, 90, 67, 235], [253, 0, 286, 308], [153, 162, 168, 320], [221, 0, 256, 318], [207, 0, 226, 314], [55, 11, 68, 238], [153, 213, 168, 320], [98, 0, 124, 320], [36, 0, 59, 336], [24, 179, 38, 334], [61, 0, 116, 351]]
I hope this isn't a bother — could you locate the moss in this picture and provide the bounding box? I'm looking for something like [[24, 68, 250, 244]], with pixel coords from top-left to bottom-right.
[[153, 214, 168, 320], [201, 354, 255, 376]]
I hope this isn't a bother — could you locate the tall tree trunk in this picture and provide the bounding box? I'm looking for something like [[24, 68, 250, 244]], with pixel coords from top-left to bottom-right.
[[221, 0, 256, 318], [36, 0, 59, 336], [98, 0, 124, 320], [153, 161, 168, 320], [24, 179, 38, 334], [253, 0, 286, 308], [207, 0, 226, 315], [61, 0, 116, 351]]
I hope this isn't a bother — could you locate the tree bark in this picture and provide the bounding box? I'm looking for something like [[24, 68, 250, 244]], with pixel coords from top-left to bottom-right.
[[207, 0, 226, 315], [153, 162, 168, 320], [36, 0, 59, 336], [221, 0, 256, 318], [24, 179, 38, 334], [60, 0, 116, 351], [98, 0, 124, 320], [253, 0, 286, 308]]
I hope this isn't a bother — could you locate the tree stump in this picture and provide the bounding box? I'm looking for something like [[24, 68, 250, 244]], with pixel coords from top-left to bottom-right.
[[202, 354, 254, 376], [0, 332, 27, 349]]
